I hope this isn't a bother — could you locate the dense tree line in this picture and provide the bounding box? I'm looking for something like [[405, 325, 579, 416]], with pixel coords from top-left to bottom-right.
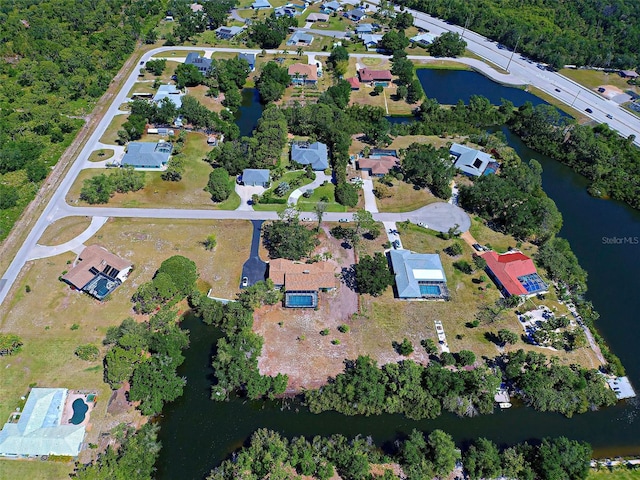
[[402, 143, 455, 198], [500, 349, 617, 417], [247, 15, 297, 49], [189, 284, 288, 401], [305, 355, 500, 420], [204, 56, 250, 111], [208, 428, 592, 480], [458, 156, 562, 243], [255, 61, 291, 104], [510, 103, 640, 210], [0, 0, 162, 240], [167, 0, 238, 43], [103, 308, 189, 416], [207, 105, 288, 174], [396, 0, 640, 69], [75, 423, 161, 480], [355, 252, 395, 296], [535, 236, 588, 294]]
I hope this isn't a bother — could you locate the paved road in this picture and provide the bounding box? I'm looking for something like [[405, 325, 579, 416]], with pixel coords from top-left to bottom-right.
[[364, 0, 640, 146]]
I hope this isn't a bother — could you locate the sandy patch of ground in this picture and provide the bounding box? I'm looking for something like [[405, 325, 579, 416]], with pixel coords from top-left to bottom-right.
[[596, 84, 624, 99]]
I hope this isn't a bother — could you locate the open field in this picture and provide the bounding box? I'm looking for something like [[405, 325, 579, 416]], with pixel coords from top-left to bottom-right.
[[588, 470, 640, 480], [0, 459, 75, 480], [0, 218, 252, 419], [375, 179, 438, 212], [68, 133, 240, 210], [560, 68, 639, 95], [38, 216, 93, 246], [99, 114, 128, 146]]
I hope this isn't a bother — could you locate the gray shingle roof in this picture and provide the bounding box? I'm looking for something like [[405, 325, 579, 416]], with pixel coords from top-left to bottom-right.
[[122, 141, 172, 168], [242, 168, 270, 185], [291, 142, 328, 170], [389, 250, 447, 298], [185, 52, 212, 73]]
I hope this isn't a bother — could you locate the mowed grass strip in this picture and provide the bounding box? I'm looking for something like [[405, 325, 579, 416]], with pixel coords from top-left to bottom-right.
[[99, 114, 128, 146], [38, 216, 93, 246], [88, 149, 115, 162]]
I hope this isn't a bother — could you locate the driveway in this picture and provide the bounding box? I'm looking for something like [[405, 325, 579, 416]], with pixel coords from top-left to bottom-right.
[[288, 171, 332, 205], [374, 203, 471, 233], [361, 179, 378, 213], [235, 183, 265, 211], [240, 220, 268, 288]]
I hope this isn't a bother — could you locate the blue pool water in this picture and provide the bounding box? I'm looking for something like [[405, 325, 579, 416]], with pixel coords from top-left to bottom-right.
[[70, 398, 88, 425], [374, 82, 389, 87], [94, 277, 110, 297], [286, 294, 315, 307], [419, 285, 441, 296]]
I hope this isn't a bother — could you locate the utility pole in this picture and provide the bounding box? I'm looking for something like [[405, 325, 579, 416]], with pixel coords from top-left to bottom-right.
[[571, 90, 580, 107], [505, 36, 520, 72], [461, 16, 470, 38]]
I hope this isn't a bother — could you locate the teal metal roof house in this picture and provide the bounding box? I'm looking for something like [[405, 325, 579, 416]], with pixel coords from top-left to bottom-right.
[[153, 84, 184, 108], [291, 142, 328, 170], [450, 143, 493, 177], [121, 141, 173, 169], [0, 388, 86, 457], [389, 250, 449, 299], [242, 168, 271, 187]]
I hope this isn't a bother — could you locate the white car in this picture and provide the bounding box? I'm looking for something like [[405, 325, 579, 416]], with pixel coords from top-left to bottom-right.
[[241, 277, 248, 287]]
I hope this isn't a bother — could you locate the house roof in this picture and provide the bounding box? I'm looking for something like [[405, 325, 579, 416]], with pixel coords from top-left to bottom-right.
[[347, 8, 366, 19], [287, 31, 314, 45], [153, 84, 184, 108], [121, 141, 173, 168], [307, 12, 329, 21], [238, 52, 256, 65], [185, 52, 212, 71], [346, 77, 360, 89], [215, 26, 244, 37], [269, 259, 337, 291], [358, 67, 392, 82], [0, 388, 86, 457], [359, 34, 383, 46], [62, 245, 132, 290], [450, 143, 493, 176], [290, 142, 328, 170], [389, 250, 447, 298], [357, 155, 399, 175], [411, 33, 436, 45], [483, 251, 541, 296], [356, 23, 374, 34], [323, 1, 342, 10], [252, 0, 272, 8], [242, 168, 270, 184], [621, 70, 639, 77], [287, 63, 318, 81]]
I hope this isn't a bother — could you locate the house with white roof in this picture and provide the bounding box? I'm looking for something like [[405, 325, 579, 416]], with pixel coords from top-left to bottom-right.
[[153, 84, 184, 109], [389, 250, 449, 299]]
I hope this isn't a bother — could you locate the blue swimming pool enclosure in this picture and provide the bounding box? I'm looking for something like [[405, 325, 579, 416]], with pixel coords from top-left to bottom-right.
[[285, 292, 317, 308]]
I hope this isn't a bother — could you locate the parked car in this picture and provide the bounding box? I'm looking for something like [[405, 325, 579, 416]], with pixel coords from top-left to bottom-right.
[[338, 218, 349, 223], [241, 277, 248, 287], [472, 243, 483, 251], [392, 239, 401, 249], [585, 108, 593, 113]]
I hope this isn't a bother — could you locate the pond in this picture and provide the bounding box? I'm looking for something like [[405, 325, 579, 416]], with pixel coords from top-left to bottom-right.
[[155, 70, 640, 480]]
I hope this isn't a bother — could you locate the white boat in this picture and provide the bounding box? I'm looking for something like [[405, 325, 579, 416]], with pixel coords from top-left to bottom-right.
[[499, 402, 512, 409]]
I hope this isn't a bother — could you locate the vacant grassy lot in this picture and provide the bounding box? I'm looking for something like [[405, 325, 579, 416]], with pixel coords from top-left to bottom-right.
[[127, 81, 156, 97], [560, 68, 639, 95], [99, 114, 128, 145], [88, 149, 115, 163], [375, 179, 438, 212], [68, 134, 242, 210], [588, 469, 640, 480], [38, 216, 92, 246], [0, 459, 75, 480], [187, 84, 226, 113]]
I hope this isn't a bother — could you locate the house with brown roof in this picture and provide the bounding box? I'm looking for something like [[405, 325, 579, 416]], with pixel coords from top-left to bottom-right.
[[483, 251, 548, 298], [346, 77, 360, 90], [268, 258, 338, 307], [288, 63, 318, 84], [61, 245, 132, 300], [358, 68, 392, 84], [357, 155, 399, 177]]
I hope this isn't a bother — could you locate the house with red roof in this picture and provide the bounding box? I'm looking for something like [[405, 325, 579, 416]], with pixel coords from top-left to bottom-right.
[[483, 251, 548, 298], [357, 68, 392, 84], [346, 77, 360, 90]]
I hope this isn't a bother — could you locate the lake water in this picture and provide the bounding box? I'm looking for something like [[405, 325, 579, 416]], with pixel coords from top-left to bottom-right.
[[155, 74, 640, 480]]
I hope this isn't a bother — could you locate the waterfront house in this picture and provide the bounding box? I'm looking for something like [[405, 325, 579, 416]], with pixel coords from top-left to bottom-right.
[[449, 143, 494, 177], [238, 52, 257, 71], [483, 251, 548, 298], [268, 258, 337, 308]]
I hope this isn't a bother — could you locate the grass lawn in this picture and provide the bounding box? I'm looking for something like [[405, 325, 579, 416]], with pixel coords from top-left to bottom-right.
[[88, 149, 115, 162], [127, 81, 156, 97], [151, 49, 205, 59], [38, 217, 92, 246], [0, 218, 253, 479], [560, 68, 639, 95], [99, 114, 128, 146], [0, 459, 75, 480], [588, 470, 640, 480], [375, 179, 439, 212], [186, 84, 226, 113], [298, 182, 347, 212], [352, 219, 597, 368], [67, 133, 239, 210]]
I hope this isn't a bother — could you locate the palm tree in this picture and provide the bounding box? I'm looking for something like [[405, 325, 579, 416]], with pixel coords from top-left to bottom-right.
[[296, 47, 304, 58]]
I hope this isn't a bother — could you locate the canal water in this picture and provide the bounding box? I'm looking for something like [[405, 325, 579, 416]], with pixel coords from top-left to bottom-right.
[[156, 77, 640, 480]]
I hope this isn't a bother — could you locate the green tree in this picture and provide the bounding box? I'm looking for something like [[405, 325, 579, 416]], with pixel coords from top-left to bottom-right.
[[463, 438, 502, 480], [497, 329, 519, 345], [335, 182, 359, 207], [427, 429, 459, 479], [129, 354, 187, 415], [175, 63, 204, 88], [355, 252, 394, 296], [429, 32, 467, 57], [456, 349, 476, 366], [207, 168, 233, 202], [145, 59, 166, 76], [396, 338, 414, 356], [80, 174, 113, 204], [262, 216, 319, 260], [0, 185, 19, 209], [157, 255, 198, 296], [536, 437, 591, 480], [204, 234, 217, 250], [379, 30, 410, 54]]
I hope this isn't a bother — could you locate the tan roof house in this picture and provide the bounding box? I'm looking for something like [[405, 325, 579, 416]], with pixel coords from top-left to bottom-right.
[[62, 245, 132, 300], [268, 259, 338, 307]]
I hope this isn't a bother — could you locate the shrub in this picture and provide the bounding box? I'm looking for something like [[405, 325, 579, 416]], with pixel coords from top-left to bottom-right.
[[320, 328, 329, 336], [453, 260, 473, 274], [338, 324, 350, 333], [70, 323, 80, 330], [396, 338, 414, 356], [75, 344, 100, 361]]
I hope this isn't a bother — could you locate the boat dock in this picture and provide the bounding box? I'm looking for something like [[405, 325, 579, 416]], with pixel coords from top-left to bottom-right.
[[606, 376, 636, 400]]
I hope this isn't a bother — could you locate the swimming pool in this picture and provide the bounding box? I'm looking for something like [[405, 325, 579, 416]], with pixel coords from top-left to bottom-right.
[[286, 294, 316, 307], [70, 398, 89, 425], [419, 284, 441, 296]]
